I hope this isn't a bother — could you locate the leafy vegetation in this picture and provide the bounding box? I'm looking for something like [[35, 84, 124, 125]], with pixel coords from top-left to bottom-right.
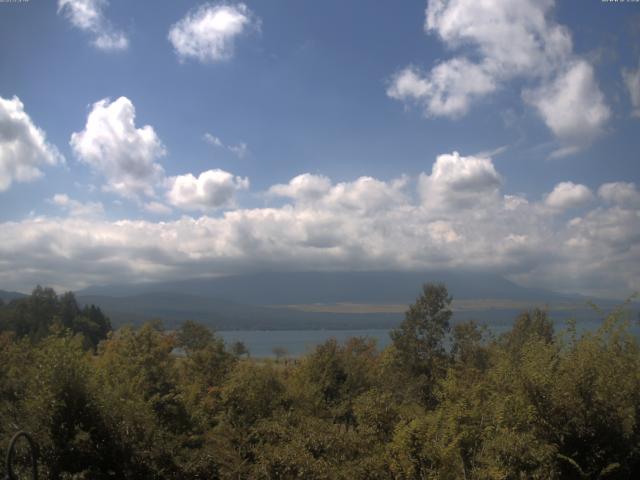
[[1, 284, 639, 479]]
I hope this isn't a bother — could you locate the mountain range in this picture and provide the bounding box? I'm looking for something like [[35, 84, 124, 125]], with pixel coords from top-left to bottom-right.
[[78, 270, 581, 304], [4, 271, 631, 331]]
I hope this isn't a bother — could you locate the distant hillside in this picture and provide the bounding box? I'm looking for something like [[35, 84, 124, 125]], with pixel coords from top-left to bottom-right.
[[0, 289, 27, 303], [76, 291, 405, 331], [79, 270, 580, 305], [5, 272, 626, 331], [73, 271, 620, 331]]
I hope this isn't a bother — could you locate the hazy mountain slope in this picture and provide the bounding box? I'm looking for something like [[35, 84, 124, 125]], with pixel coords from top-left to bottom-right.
[[4, 272, 623, 331], [74, 271, 617, 331], [0, 289, 27, 303], [76, 292, 405, 330], [76, 290, 612, 332], [79, 270, 578, 304]]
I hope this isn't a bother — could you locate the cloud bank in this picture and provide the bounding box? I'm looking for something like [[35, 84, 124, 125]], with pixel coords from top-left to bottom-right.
[[0, 151, 637, 298]]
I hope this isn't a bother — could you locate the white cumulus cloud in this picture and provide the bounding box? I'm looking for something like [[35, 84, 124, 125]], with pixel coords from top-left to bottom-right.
[[269, 174, 333, 202], [388, 59, 497, 118], [270, 174, 408, 213], [70, 97, 166, 199], [166, 169, 249, 211], [523, 61, 610, 158], [169, 3, 258, 63], [418, 151, 502, 210], [544, 181, 594, 211], [388, 0, 609, 155], [0, 96, 64, 192], [598, 182, 640, 209], [58, 0, 128, 51]]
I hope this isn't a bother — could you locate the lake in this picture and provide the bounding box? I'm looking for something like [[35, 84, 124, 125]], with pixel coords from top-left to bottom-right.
[[219, 329, 393, 358], [219, 318, 639, 357]]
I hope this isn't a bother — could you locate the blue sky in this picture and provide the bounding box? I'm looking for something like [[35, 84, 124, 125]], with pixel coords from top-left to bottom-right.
[[0, 0, 639, 297]]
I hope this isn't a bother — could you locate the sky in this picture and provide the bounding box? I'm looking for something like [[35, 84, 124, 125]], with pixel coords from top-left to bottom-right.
[[0, 0, 639, 297]]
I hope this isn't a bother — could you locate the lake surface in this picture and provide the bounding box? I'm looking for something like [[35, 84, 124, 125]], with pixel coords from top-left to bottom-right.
[[219, 329, 393, 358], [219, 318, 639, 357]]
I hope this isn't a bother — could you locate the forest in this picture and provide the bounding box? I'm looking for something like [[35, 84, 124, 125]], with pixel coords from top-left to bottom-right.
[[1, 284, 639, 479]]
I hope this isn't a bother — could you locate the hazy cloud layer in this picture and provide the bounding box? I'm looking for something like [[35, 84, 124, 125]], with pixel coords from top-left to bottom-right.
[[388, 0, 610, 156], [48, 194, 104, 218], [169, 3, 258, 63], [0, 152, 637, 298], [0, 96, 64, 192], [623, 60, 640, 117], [144, 201, 173, 216], [58, 0, 128, 51]]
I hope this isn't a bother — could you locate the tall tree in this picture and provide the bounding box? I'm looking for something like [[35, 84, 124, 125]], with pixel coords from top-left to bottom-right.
[[390, 283, 452, 406]]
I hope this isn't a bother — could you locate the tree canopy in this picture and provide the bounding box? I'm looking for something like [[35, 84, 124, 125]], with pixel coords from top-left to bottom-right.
[[0, 286, 111, 348], [1, 283, 639, 479]]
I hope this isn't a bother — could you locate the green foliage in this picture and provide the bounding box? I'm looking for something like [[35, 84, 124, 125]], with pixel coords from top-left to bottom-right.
[[0, 287, 111, 348], [291, 337, 379, 425], [272, 346, 288, 362], [176, 320, 214, 352], [451, 319, 490, 371], [390, 282, 453, 406], [219, 361, 286, 428], [178, 323, 236, 430], [1, 283, 640, 479], [229, 340, 249, 358], [500, 307, 554, 355]]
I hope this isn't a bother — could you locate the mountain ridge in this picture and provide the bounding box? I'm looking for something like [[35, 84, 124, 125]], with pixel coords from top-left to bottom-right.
[[5, 272, 624, 331], [78, 270, 583, 304], [72, 271, 612, 331], [0, 289, 27, 302]]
